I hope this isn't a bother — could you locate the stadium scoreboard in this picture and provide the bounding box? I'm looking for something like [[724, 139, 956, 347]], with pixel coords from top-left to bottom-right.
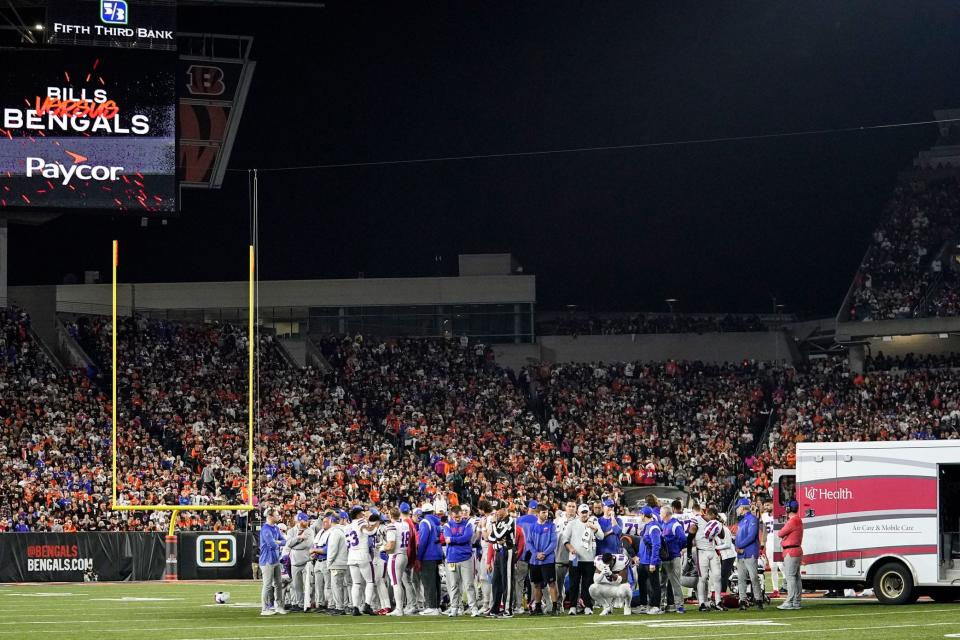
[[0, 0, 178, 214], [0, 48, 177, 213]]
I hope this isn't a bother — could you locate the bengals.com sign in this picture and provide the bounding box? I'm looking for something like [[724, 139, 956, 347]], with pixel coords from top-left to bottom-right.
[[25, 544, 94, 572], [0, 533, 166, 582]]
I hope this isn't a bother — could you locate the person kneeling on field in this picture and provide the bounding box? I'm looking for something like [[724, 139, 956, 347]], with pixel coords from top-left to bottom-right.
[[589, 553, 633, 616]]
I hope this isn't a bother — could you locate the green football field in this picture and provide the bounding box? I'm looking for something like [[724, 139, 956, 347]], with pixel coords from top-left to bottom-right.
[[1, 581, 958, 640]]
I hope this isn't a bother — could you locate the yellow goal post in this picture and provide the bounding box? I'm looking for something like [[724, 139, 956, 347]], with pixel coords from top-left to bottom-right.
[[110, 240, 257, 536]]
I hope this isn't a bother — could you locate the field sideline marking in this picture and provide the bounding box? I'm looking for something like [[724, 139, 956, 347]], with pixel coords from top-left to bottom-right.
[[608, 622, 960, 640], [0, 607, 957, 635], [167, 621, 960, 640]]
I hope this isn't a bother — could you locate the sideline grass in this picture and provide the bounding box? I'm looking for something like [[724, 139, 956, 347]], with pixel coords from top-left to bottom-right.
[[0, 581, 958, 640]]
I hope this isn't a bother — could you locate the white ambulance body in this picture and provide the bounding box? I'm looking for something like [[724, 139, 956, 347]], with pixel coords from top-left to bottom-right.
[[773, 440, 960, 604]]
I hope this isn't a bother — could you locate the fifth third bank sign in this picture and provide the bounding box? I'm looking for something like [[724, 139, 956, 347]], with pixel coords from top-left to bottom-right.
[[46, 0, 177, 51]]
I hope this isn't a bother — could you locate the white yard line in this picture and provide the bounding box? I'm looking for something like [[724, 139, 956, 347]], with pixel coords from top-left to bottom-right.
[[0, 606, 955, 635], [0, 605, 193, 614]]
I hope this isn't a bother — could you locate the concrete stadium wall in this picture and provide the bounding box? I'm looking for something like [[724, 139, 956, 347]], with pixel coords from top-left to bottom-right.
[[491, 343, 542, 370], [837, 316, 960, 340], [534, 331, 795, 365], [8, 285, 60, 356], [25, 275, 535, 315], [494, 332, 795, 368], [864, 333, 960, 358]]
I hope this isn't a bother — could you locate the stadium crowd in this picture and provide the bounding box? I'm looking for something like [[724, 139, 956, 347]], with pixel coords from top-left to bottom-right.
[[847, 175, 960, 321], [2, 307, 958, 540], [1, 309, 774, 534], [736, 356, 960, 503], [929, 277, 960, 317], [532, 359, 772, 509], [0, 308, 113, 534]]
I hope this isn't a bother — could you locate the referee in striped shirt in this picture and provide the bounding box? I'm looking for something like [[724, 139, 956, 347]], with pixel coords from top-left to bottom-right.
[[486, 502, 516, 618]]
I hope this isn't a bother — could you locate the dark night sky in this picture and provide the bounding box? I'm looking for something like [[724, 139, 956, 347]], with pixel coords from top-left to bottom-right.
[[10, 0, 960, 317]]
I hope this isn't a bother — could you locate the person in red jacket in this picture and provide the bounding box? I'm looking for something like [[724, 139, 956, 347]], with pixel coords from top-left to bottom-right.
[[399, 503, 420, 614], [776, 500, 803, 610]]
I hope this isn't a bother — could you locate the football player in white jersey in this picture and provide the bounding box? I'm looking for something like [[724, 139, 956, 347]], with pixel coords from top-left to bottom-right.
[[383, 507, 412, 616], [588, 552, 632, 616], [346, 506, 377, 615], [368, 511, 393, 614], [760, 502, 783, 597], [694, 506, 726, 612]]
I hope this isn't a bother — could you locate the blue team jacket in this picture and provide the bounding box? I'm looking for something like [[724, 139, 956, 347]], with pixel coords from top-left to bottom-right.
[[526, 520, 558, 565], [597, 516, 623, 555], [417, 514, 444, 561], [638, 520, 662, 567], [258, 523, 284, 565], [735, 512, 760, 559], [516, 513, 538, 562], [660, 517, 685, 559], [443, 519, 475, 564]]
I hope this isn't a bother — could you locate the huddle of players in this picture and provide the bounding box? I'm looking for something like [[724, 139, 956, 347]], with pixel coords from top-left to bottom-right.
[[291, 500, 529, 618], [270, 495, 781, 618]]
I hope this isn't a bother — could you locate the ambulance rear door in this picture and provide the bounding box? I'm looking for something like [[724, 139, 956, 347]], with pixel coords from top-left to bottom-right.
[[797, 449, 838, 576]]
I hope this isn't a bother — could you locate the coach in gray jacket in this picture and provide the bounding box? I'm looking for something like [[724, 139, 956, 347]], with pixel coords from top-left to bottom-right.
[[287, 513, 315, 609], [311, 513, 337, 610], [560, 504, 603, 614], [325, 518, 350, 615]]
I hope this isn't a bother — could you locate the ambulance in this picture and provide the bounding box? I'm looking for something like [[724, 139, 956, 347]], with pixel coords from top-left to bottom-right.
[[772, 440, 960, 604]]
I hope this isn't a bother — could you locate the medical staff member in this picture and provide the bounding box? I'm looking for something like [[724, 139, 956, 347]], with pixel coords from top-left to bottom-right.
[[777, 500, 804, 610]]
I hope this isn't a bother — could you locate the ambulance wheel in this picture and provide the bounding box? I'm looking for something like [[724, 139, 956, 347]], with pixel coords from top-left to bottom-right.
[[929, 588, 960, 603], [873, 562, 914, 605]]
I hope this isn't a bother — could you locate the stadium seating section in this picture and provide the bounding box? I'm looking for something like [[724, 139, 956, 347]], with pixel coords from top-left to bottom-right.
[[2, 306, 957, 532], [847, 174, 960, 321]]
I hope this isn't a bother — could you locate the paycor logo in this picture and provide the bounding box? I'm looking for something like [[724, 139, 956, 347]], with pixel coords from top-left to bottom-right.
[[804, 486, 853, 501], [26, 156, 124, 186]]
